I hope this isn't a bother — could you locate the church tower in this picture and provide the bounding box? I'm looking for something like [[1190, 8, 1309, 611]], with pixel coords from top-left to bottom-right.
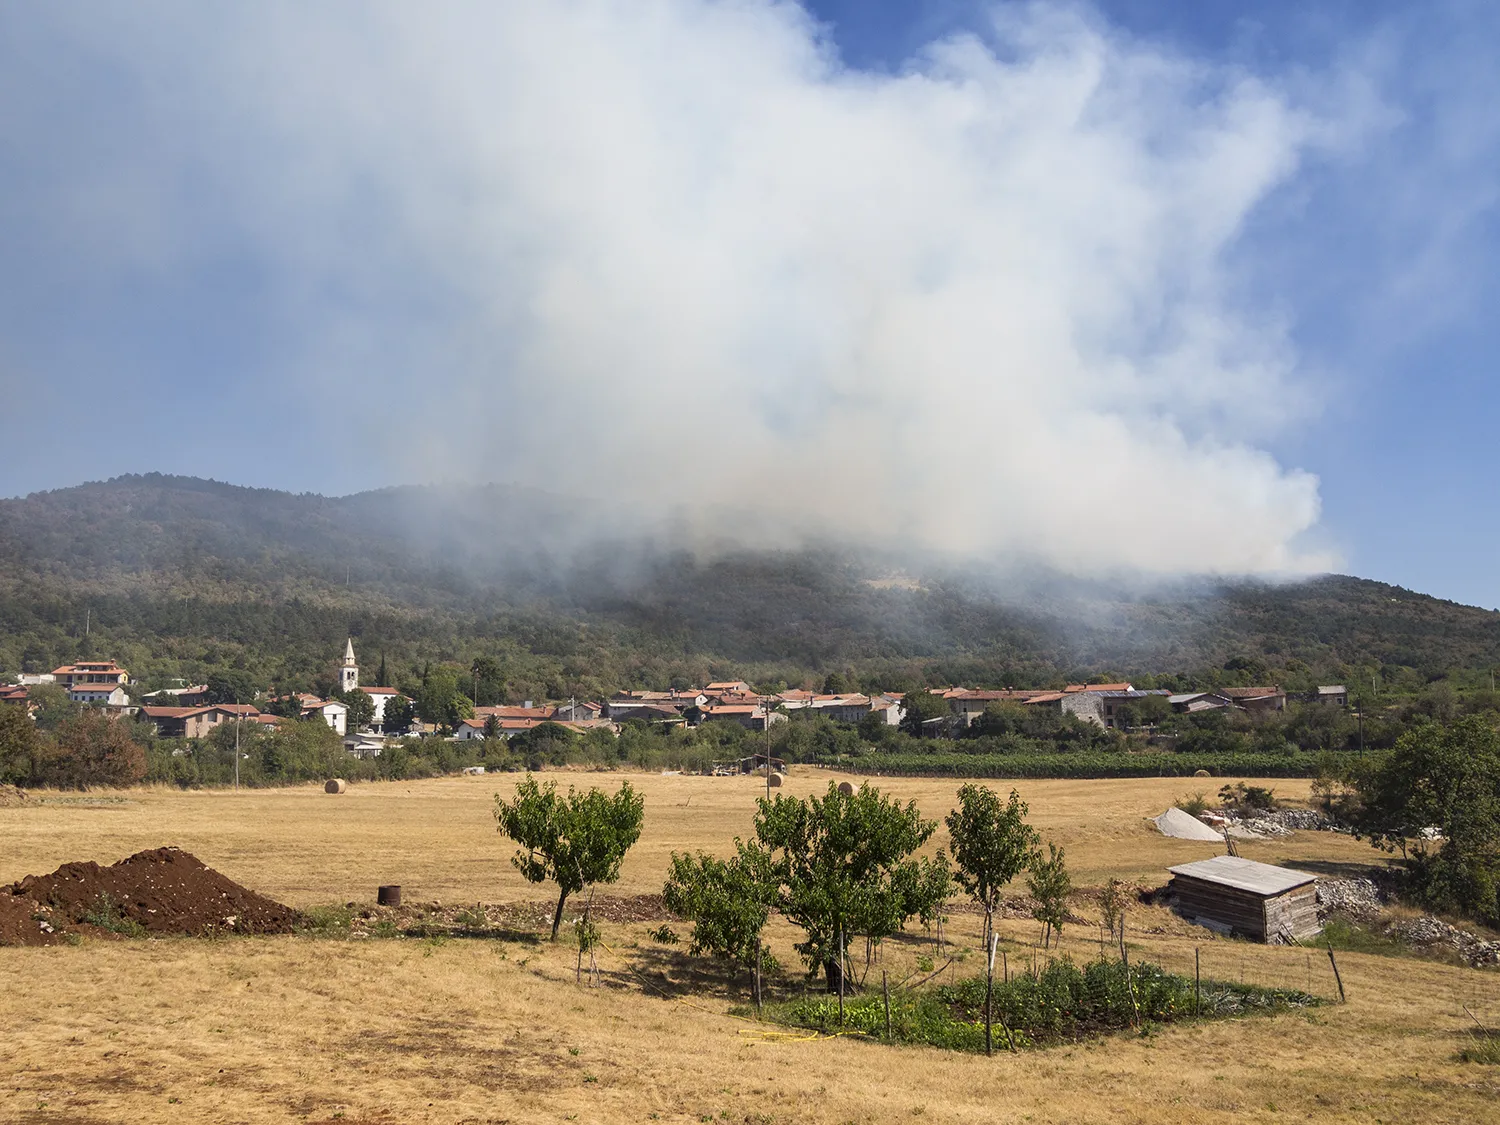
[[340, 638, 359, 693]]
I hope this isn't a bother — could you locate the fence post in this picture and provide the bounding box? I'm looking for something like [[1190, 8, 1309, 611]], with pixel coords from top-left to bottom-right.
[[837, 927, 845, 1025], [1194, 946, 1201, 1017], [883, 970, 891, 1042], [985, 932, 997, 1057], [754, 937, 763, 1016], [1326, 941, 1346, 1003], [1120, 929, 1140, 1028]]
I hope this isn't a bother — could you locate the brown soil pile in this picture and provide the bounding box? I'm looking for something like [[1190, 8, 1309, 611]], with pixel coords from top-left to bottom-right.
[[0, 846, 301, 946], [0, 784, 26, 807]]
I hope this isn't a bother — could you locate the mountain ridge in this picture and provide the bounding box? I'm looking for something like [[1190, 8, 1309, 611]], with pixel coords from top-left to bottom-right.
[[1, 474, 1496, 695]]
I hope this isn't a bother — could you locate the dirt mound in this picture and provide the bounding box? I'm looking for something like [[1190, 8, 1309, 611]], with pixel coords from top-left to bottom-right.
[[1, 847, 300, 945]]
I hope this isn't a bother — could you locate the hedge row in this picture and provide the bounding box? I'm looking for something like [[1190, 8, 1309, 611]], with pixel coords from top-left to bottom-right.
[[839, 751, 1322, 779]]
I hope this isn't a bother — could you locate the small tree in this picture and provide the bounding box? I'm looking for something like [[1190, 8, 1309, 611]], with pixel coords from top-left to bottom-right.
[[945, 785, 1039, 952], [754, 782, 937, 991], [1028, 842, 1072, 949], [1099, 877, 1128, 950], [495, 776, 645, 940], [42, 711, 146, 789], [663, 844, 774, 989], [0, 704, 43, 785]]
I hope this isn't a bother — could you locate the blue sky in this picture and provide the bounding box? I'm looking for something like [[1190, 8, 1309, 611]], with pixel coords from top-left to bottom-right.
[[1, 2, 1497, 605]]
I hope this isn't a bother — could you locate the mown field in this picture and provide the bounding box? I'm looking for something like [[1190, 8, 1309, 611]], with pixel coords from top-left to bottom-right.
[[3, 770, 1499, 1124]]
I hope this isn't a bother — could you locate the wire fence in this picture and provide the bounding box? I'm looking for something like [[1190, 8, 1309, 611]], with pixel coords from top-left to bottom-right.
[[937, 922, 1500, 1031]]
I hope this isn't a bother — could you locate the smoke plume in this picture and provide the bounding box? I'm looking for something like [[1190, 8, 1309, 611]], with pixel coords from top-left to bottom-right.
[[4, 3, 1377, 576]]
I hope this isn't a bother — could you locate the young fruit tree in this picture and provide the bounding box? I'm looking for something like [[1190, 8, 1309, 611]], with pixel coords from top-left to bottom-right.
[[1028, 842, 1072, 949], [753, 781, 942, 992], [662, 843, 775, 990], [944, 784, 1039, 1056], [494, 776, 645, 940], [944, 785, 1039, 953]]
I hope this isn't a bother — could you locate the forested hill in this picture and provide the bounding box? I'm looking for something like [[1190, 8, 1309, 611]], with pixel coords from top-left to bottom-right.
[[1, 474, 1498, 697]]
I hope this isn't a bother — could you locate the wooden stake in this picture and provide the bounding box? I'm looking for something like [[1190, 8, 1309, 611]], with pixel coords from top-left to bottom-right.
[[1120, 934, 1140, 1028], [837, 927, 845, 1025], [985, 933, 996, 1056], [1194, 947, 1201, 1017], [754, 937, 763, 1016], [1326, 941, 1346, 1003], [883, 970, 891, 1042]]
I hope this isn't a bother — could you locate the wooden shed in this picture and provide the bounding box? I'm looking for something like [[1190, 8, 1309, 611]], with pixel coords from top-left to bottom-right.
[[1166, 855, 1320, 943]]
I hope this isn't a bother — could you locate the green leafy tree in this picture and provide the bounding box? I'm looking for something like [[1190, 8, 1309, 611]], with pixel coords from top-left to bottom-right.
[[899, 690, 949, 737], [26, 683, 76, 731], [382, 695, 416, 734], [0, 704, 43, 785], [470, 656, 503, 706], [1354, 715, 1500, 923], [945, 784, 1040, 952], [417, 667, 473, 731], [42, 711, 147, 789], [206, 670, 259, 706], [494, 776, 645, 940], [662, 845, 774, 986], [340, 689, 376, 732], [752, 781, 937, 990], [1027, 842, 1072, 949], [482, 713, 502, 740]]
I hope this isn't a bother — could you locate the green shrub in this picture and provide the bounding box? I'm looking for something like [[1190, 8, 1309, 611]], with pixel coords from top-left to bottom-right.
[[1459, 1035, 1500, 1065], [768, 956, 1318, 1051], [1175, 791, 1211, 817], [81, 893, 147, 938]]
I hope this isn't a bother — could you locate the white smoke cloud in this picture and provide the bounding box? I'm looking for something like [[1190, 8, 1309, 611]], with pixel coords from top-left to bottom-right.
[[6, 2, 1375, 574]]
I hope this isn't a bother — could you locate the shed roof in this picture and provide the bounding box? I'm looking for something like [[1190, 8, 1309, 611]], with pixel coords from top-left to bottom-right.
[[1168, 855, 1316, 897]]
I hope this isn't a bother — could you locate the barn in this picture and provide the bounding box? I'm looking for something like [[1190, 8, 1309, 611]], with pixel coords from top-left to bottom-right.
[[1166, 855, 1321, 943]]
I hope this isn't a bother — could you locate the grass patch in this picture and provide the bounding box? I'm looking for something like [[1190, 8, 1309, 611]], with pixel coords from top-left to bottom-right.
[[1319, 916, 1418, 958], [81, 893, 148, 938], [1458, 1035, 1500, 1065], [295, 904, 356, 938], [765, 957, 1320, 1052]]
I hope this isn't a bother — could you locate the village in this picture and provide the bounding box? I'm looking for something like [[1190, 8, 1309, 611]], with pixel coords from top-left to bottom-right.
[[1, 641, 1353, 763]]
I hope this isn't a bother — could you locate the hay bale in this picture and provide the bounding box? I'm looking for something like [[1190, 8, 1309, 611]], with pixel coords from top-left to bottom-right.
[[766, 773, 783, 788], [325, 778, 347, 794], [837, 781, 854, 796], [1193, 769, 1211, 778]]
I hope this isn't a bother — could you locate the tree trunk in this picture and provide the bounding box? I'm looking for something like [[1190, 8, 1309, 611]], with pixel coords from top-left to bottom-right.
[[551, 888, 570, 941], [824, 955, 845, 994]]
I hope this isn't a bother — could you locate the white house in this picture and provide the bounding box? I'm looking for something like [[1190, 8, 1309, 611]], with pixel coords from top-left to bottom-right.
[[68, 684, 132, 708], [303, 698, 349, 736], [362, 686, 408, 733]]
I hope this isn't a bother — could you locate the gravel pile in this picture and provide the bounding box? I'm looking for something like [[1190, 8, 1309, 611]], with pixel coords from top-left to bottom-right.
[[1383, 915, 1500, 968], [1228, 807, 1342, 839], [1316, 877, 1387, 920]]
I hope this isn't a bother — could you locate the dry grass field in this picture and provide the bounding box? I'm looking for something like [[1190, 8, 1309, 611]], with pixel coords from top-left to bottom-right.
[[4, 769, 1499, 1124]]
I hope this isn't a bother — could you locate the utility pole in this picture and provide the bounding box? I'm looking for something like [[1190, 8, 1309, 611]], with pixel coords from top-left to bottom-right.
[[234, 697, 242, 789], [765, 702, 772, 802]]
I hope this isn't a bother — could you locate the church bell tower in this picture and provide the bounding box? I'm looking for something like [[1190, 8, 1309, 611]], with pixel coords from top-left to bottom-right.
[[340, 638, 359, 693]]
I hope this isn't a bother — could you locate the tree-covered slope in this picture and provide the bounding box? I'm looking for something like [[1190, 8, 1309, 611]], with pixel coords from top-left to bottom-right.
[[1, 474, 1497, 693]]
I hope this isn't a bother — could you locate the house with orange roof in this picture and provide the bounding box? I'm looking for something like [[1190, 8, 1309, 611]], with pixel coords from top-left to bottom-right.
[[51, 661, 129, 690], [139, 703, 261, 740]]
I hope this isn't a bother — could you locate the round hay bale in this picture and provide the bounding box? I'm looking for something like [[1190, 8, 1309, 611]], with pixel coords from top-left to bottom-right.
[[1193, 769, 1211, 778], [837, 781, 855, 796], [377, 884, 402, 907], [766, 773, 783, 788], [325, 778, 347, 794]]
